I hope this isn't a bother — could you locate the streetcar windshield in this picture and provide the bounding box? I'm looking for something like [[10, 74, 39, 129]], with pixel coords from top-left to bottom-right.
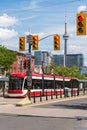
[[9, 77, 24, 90]]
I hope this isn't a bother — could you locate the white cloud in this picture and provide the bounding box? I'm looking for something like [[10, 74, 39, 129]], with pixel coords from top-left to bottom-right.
[[77, 5, 87, 12], [20, 15, 36, 21], [0, 28, 18, 40], [0, 13, 18, 27], [0, 14, 18, 40], [29, 1, 39, 9], [22, 0, 40, 10]]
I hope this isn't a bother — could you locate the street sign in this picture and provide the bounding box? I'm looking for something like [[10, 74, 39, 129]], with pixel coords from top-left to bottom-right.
[[26, 35, 32, 43]]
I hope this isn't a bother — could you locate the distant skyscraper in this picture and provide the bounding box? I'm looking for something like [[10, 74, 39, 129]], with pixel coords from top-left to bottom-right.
[[66, 54, 83, 69], [53, 54, 84, 69], [34, 51, 53, 66], [34, 51, 84, 70], [53, 55, 64, 66], [34, 51, 42, 65]]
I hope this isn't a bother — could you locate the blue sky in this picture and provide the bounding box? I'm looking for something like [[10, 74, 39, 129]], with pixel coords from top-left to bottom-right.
[[0, 0, 87, 65]]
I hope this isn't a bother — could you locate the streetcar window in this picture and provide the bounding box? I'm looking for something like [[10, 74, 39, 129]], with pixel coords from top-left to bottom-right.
[[9, 78, 23, 90], [44, 80, 53, 89]]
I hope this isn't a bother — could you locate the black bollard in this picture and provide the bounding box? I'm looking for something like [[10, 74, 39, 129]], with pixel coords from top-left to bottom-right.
[[51, 90, 53, 99], [60, 89, 62, 98], [40, 91, 42, 102], [56, 90, 58, 99], [71, 89, 73, 97], [46, 90, 48, 100], [33, 92, 36, 103]]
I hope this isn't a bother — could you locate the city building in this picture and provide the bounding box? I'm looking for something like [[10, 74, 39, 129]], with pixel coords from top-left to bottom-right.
[[10, 53, 35, 73], [53, 54, 64, 66], [34, 51, 42, 65], [34, 51, 53, 73], [34, 51, 53, 66], [66, 54, 83, 69], [4, 49, 84, 75], [53, 54, 84, 69]]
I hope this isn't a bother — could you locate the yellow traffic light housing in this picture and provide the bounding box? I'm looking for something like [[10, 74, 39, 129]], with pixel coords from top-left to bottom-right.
[[54, 35, 60, 50], [32, 35, 38, 50], [76, 13, 86, 36], [19, 37, 25, 51]]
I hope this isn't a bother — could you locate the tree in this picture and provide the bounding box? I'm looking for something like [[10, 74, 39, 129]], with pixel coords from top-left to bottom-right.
[[0, 45, 17, 74], [48, 63, 86, 79]]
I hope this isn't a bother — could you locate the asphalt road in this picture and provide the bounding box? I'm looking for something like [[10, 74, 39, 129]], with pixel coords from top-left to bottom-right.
[[0, 96, 87, 130], [0, 113, 84, 130]]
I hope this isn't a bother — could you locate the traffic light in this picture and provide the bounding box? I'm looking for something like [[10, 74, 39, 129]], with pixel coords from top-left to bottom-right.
[[32, 35, 38, 50], [54, 35, 60, 50], [76, 13, 86, 36], [19, 37, 25, 51], [23, 60, 26, 69]]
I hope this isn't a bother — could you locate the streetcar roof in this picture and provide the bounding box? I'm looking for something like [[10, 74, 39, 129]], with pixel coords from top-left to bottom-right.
[[10, 72, 26, 78], [10, 72, 77, 81]]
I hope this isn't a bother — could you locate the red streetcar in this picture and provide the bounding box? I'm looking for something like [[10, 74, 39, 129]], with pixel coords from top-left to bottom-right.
[[7, 72, 78, 98]]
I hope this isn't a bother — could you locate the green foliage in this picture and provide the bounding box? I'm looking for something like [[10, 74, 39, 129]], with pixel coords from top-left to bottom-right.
[[0, 45, 17, 70], [48, 63, 86, 79]]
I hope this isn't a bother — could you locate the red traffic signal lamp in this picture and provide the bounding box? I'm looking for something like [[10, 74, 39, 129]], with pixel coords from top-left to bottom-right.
[[76, 13, 86, 36], [32, 35, 38, 50], [19, 37, 25, 51], [54, 35, 60, 50]]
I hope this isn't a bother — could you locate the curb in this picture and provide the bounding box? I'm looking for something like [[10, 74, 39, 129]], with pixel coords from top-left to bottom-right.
[[30, 95, 87, 106]]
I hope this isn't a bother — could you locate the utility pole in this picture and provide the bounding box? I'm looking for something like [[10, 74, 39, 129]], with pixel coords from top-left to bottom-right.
[[63, 16, 69, 67], [19, 59, 22, 72], [26, 34, 32, 100]]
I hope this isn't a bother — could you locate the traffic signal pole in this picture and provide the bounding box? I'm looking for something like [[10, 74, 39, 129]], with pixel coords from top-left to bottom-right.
[[26, 33, 61, 99], [26, 35, 32, 100]]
